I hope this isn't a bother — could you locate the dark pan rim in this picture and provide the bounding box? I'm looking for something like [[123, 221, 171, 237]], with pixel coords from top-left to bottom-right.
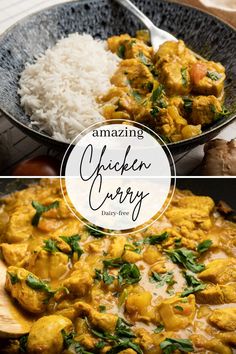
[[0, 0, 235, 149]]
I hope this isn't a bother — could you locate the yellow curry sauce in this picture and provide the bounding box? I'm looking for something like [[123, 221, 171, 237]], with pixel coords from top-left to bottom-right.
[[0, 179, 236, 354], [100, 32, 227, 142]]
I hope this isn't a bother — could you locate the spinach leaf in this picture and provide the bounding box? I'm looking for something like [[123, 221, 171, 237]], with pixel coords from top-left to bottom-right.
[[160, 338, 194, 353], [197, 239, 212, 253], [103, 258, 125, 268], [74, 343, 94, 354], [26, 274, 51, 293], [207, 71, 222, 81], [144, 232, 169, 245], [31, 200, 59, 226], [87, 225, 105, 238], [154, 324, 165, 333], [98, 305, 106, 313], [19, 335, 28, 353], [138, 52, 150, 65], [118, 263, 141, 285], [132, 90, 143, 103], [181, 271, 206, 297], [166, 247, 205, 273], [61, 329, 74, 349], [183, 97, 193, 113], [8, 272, 20, 285], [181, 67, 188, 88], [151, 85, 164, 103], [103, 269, 115, 285], [174, 305, 184, 312], [86, 316, 143, 354], [60, 234, 83, 258], [117, 44, 126, 58], [150, 271, 175, 288], [43, 239, 59, 253]]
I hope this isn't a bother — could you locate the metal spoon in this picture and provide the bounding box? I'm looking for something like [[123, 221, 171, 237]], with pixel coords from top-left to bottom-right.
[[114, 0, 177, 51]]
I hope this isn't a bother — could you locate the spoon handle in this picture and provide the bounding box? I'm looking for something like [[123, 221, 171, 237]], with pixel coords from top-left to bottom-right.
[[114, 0, 154, 29]]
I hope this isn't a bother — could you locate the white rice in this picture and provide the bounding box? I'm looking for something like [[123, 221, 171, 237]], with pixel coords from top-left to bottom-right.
[[18, 33, 120, 142]]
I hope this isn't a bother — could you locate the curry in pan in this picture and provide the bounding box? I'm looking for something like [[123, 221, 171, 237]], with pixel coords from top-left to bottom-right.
[[101, 32, 228, 142], [0, 180, 236, 353]]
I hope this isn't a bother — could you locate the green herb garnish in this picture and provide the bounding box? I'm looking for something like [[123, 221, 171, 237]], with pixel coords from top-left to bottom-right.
[[118, 263, 141, 285], [181, 271, 206, 297], [132, 90, 143, 103], [160, 338, 194, 354], [61, 329, 74, 349], [87, 225, 105, 238], [74, 343, 94, 354], [154, 324, 164, 334], [19, 335, 28, 353], [207, 71, 222, 81], [85, 317, 142, 354], [26, 274, 52, 293], [31, 200, 59, 226], [138, 51, 149, 65], [166, 247, 205, 273], [103, 269, 115, 285], [181, 67, 188, 88], [197, 239, 213, 253], [117, 44, 125, 58], [174, 305, 184, 312], [99, 305, 106, 313], [43, 239, 59, 253], [150, 271, 175, 288], [103, 258, 125, 268], [183, 97, 193, 113], [8, 272, 20, 285], [144, 232, 169, 245], [151, 85, 164, 103], [60, 234, 83, 258]]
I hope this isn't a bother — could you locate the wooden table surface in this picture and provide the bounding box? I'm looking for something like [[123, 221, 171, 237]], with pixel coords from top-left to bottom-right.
[[0, 0, 235, 176]]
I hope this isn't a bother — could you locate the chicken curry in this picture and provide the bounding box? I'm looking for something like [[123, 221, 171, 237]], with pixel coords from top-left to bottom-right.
[[0, 180, 236, 353], [100, 31, 228, 142]]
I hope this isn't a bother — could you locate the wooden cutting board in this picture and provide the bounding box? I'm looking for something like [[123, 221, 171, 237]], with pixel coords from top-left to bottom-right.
[[171, 0, 236, 28]]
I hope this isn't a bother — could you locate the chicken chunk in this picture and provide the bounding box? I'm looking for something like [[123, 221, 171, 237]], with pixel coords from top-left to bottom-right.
[[4, 207, 34, 243], [74, 301, 118, 332], [62, 269, 93, 297], [108, 236, 126, 258], [107, 34, 153, 61], [0, 243, 28, 266], [5, 266, 49, 314], [190, 61, 225, 97], [191, 334, 232, 354], [157, 106, 188, 142], [27, 248, 69, 280], [190, 95, 223, 125], [158, 295, 196, 331], [159, 62, 191, 96], [209, 308, 236, 331], [198, 258, 236, 284], [196, 283, 236, 304], [27, 315, 72, 354], [155, 40, 197, 68], [165, 195, 214, 231], [111, 59, 154, 95]]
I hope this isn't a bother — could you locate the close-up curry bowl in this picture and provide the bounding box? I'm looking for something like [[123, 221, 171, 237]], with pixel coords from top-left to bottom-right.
[[0, 0, 235, 155], [0, 179, 235, 354]]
